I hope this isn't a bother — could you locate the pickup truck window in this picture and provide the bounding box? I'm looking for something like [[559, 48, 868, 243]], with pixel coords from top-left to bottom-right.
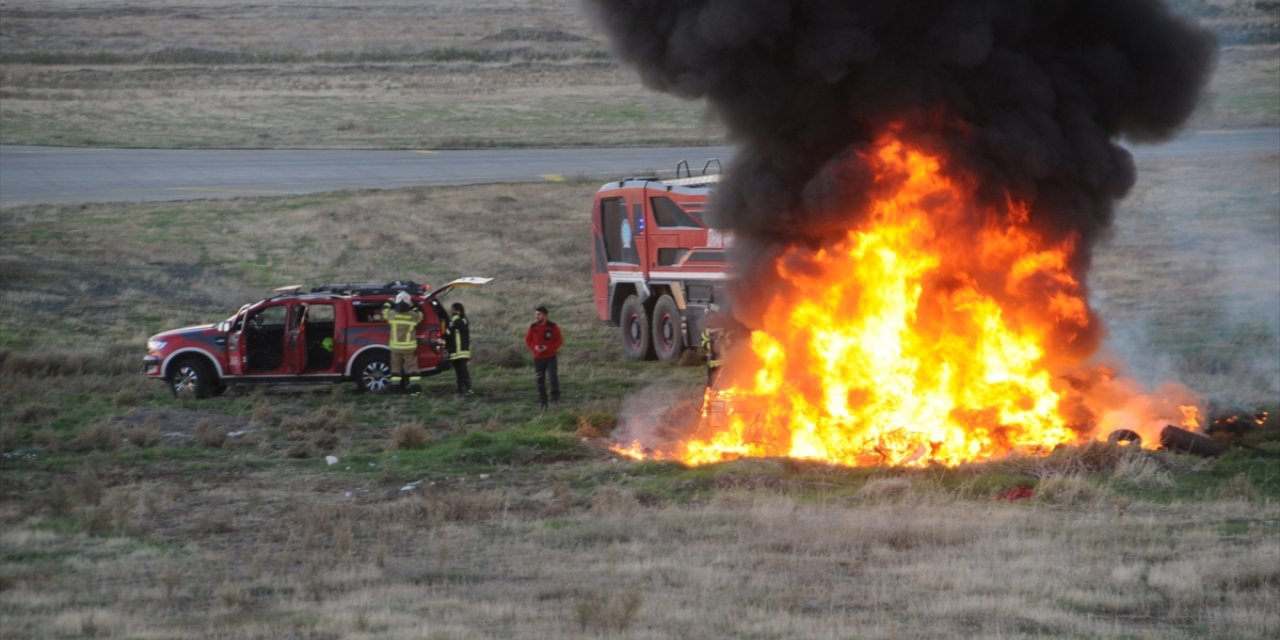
[[353, 302, 384, 323]]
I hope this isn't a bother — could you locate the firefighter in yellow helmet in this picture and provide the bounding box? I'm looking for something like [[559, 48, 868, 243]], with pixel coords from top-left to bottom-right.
[[382, 291, 423, 393]]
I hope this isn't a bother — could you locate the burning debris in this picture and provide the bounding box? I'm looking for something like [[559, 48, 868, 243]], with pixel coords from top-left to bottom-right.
[[1207, 410, 1270, 443], [588, 0, 1218, 466]]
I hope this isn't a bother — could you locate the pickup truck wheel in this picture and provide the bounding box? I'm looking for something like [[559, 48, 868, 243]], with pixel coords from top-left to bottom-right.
[[354, 352, 393, 394], [620, 295, 653, 361], [168, 356, 216, 399], [651, 294, 683, 362]]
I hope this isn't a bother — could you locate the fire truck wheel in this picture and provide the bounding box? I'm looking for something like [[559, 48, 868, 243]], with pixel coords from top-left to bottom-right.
[[354, 352, 393, 394], [620, 294, 654, 361], [651, 294, 683, 362], [167, 356, 216, 399]]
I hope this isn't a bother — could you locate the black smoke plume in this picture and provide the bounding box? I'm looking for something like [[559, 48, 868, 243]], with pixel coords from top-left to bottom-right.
[[584, 0, 1215, 354]]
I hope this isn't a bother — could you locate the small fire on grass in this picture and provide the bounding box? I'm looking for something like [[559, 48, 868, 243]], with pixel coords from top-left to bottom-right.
[[611, 132, 1202, 467]]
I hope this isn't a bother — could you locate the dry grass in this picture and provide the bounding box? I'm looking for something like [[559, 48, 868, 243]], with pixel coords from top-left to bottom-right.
[[0, 473, 1275, 639], [0, 0, 722, 149], [389, 421, 429, 450], [0, 1, 1275, 149], [0, 182, 605, 365]]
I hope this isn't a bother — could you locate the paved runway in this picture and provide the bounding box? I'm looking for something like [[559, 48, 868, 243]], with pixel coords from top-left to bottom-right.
[[1, 128, 1275, 207], [0, 145, 734, 207]]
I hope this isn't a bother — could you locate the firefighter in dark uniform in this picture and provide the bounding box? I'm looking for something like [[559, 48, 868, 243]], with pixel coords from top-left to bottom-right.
[[445, 302, 472, 396], [700, 307, 731, 389], [382, 291, 423, 393]]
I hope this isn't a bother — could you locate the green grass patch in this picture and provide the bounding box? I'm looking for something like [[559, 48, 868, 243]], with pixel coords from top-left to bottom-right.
[[389, 426, 589, 472], [0, 547, 79, 564], [0, 328, 34, 349]]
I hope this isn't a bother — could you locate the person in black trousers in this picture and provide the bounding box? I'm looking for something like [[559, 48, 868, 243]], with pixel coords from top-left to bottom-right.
[[445, 302, 472, 396], [524, 305, 563, 410]]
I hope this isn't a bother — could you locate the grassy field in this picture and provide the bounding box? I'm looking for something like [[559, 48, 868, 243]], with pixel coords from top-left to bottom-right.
[[0, 0, 722, 149], [1, 0, 1279, 638], [1, 153, 1277, 637], [0, 0, 1277, 149]]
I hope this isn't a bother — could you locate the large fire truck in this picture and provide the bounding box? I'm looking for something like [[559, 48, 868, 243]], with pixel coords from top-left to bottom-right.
[[591, 161, 731, 362]]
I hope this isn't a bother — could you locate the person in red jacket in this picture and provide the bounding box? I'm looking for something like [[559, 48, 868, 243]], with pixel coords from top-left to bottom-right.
[[525, 305, 563, 410]]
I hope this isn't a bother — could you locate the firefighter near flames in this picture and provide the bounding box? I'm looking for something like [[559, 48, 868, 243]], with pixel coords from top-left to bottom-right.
[[700, 306, 730, 390], [588, 0, 1219, 467]]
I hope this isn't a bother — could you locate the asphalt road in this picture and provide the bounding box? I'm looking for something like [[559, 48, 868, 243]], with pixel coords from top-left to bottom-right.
[[0, 145, 733, 207], [0, 128, 1275, 207]]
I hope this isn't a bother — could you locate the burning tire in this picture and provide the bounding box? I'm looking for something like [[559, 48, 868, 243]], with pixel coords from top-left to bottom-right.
[[1107, 429, 1142, 447], [620, 295, 653, 361], [651, 294, 683, 363]]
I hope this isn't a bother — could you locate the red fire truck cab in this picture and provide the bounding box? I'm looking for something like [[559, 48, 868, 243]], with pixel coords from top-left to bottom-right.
[[590, 161, 731, 361]]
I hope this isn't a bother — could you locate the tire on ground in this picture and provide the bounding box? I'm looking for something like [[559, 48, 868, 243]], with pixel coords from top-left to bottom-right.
[[1107, 429, 1142, 447]]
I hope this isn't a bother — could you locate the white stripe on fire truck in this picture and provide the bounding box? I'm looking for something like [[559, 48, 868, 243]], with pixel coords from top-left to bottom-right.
[[646, 270, 729, 280]]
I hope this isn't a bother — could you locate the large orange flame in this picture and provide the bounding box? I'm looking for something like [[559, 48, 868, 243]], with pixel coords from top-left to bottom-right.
[[614, 132, 1200, 467]]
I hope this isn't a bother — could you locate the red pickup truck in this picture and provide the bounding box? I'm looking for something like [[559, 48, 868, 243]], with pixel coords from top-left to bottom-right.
[[142, 278, 490, 398]]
